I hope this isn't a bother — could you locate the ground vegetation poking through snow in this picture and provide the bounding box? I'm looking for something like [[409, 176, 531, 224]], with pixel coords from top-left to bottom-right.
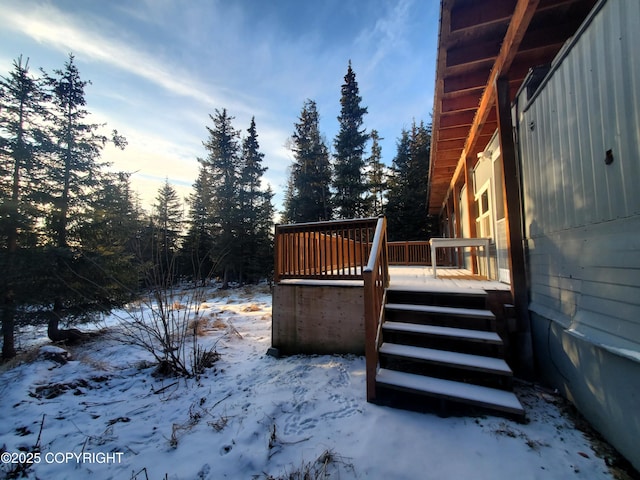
[[0, 284, 635, 479]]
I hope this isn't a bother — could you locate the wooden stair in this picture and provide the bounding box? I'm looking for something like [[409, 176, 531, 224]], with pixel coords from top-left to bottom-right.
[[375, 288, 525, 420]]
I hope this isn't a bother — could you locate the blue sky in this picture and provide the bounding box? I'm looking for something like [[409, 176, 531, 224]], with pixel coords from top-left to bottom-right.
[[1, 0, 439, 214]]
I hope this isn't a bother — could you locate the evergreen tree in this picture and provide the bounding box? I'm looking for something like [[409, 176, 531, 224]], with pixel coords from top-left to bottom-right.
[[40, 54, 127, 341], [386, 121, 434, 241], [200, 108, 242, 288], [64, 172, 141, 308], [386, 128, 410, 240], [365, 129, 387, 217], [0, 56, 49, 358], [333, 61, 368, 219], [182, 166, 216, 285], [283, 99, 332, 223], [42, 54, 126, 248], [238, 117, 274, 283], [80, 172, 141, 254], [0, 56, 49, 251], [152, 179, 183, 278]]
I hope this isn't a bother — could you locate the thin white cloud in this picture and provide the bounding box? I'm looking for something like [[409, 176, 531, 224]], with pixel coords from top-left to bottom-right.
[[2, 2, 257, 117], [355, 0, 414, 74]]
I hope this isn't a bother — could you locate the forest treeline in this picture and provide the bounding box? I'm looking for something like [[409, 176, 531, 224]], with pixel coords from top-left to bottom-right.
[[0, 55, 434, 360], [283, 62, 435, 240]]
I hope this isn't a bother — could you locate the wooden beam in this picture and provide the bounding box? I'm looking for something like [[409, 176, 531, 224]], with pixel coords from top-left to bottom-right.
[[441, 92, 483, 113], [438, 125, 474, 141], [496, 76, 533, 377], [439, 110, 477, 129], [444, 69, 491, 94], [447, 0, 540, 208], [450, 0, 517, 32], [463, 155, 478, 273], [437, 138, 466, 151], [446, 38, 502, 68], [438, 149, 465, 161], [427, 1, 451, 213]]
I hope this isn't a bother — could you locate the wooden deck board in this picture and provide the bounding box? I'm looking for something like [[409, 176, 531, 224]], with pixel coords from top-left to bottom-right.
[[389, 266, 510, 291]]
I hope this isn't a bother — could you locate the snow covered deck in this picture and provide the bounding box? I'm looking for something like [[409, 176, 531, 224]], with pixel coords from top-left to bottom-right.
[[388, 266, 511, 292], [272, 266, 510, 356]]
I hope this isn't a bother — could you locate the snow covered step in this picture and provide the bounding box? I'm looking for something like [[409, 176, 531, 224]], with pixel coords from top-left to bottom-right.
[[379, 343, 513, 376], [385, 303, 495, 320], [376, 368, 524, 416], [382, 321, 503, 344], [386, 288, 488, 310]]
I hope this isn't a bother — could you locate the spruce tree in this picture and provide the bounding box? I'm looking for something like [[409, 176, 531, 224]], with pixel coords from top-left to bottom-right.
[[238, 117, 273, 283], [43, 54, 126, 248], [333, 61, 368, 219], [152, 179, 183, 280], [386, 128, 410, 240], [40, 54, 127, 341], [283, 99, 332, 223], [0, 56, 49, 251], [365, 129, 386, 217], [72, 172, 141, 305], [182, 166, 216, 284], [386, 121, 434, 241], [200, 108, 241, 288], [0, 56, 49, 358]]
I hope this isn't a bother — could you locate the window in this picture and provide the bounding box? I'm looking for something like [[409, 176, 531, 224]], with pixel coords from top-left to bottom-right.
[[476, 183, 492, 238]]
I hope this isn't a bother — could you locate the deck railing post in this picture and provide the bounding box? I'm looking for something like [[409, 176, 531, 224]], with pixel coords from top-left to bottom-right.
[[363, 269, 377, 401], [363, 217, 388, 402], [274, 225, 282, 283]]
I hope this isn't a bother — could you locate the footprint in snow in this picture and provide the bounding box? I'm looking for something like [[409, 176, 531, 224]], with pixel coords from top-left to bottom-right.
[[282, 414, 318, 436], [328, 364, 350, 388], [318, 394, 360, 421]]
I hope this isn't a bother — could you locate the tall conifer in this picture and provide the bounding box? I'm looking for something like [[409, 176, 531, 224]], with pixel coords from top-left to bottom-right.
[[333, 61, 368, 219], [0, 56, 49, 358], [200, 108, 241, 287], [239, 117, 273, 283], [386, 121, 434, 241], [283, 99, 332, 223], [365, 129, 386, 217]]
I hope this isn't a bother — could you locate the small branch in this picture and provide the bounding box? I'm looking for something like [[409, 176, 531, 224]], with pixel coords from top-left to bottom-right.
[[152, 381, 178, 395], [35, 414, 45, 449]]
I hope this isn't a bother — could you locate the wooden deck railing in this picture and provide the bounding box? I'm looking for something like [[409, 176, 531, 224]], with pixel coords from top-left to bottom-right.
[[363, 217, 389, 402], [274, 217, 379, 282], [273, 216, 391, 402], [388, 241, 431, 265]]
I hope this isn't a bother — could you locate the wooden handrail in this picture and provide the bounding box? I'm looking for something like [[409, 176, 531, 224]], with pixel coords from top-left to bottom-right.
[[274, 216, 390, 402], [388, 241, 431, 265], [274, 217, 378, 282], [363, 217, 389, 402]]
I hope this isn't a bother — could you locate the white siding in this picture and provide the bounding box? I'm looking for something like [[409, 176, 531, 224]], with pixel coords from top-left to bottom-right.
[[518, 0, 640, 354]]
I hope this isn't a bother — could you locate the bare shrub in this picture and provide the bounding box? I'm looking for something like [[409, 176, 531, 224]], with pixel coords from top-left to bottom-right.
[[263, 449, 356, 480], [116, 256, 219, 378]]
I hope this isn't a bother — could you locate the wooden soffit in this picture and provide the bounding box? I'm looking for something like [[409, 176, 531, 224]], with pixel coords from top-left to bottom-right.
[[428, 0, 598, 215]]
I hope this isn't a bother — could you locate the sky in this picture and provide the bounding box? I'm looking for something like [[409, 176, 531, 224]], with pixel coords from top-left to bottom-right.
[[0, 0, 439, 215]]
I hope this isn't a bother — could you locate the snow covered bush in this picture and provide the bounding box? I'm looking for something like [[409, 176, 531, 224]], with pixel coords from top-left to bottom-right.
[[116, 269, 219, 377]]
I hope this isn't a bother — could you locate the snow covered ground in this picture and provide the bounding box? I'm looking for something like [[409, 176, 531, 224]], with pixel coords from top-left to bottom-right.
[[0, 284, 626, 479]]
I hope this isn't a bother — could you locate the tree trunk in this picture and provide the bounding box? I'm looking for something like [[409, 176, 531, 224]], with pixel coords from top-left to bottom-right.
[[2, 295, 16, 359], [47, 299, 86, 343]]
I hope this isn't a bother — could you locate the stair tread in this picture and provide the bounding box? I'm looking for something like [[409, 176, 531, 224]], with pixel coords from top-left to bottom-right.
[[387, 286, 487, 296], [385, 303, 495, 319], [376, 368, 524, 415], [383, 321, 502, 344], [379, 343, 512, 375]]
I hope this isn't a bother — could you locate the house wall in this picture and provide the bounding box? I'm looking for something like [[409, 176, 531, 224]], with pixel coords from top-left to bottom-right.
[[516, 0, 640, 469], [272, 283, 364, 355]]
